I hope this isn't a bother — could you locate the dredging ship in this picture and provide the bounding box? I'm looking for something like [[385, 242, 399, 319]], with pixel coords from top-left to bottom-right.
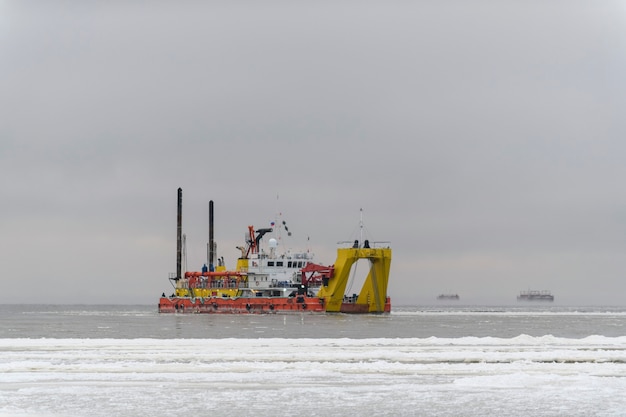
[[158, 189, 392, 314], [517, 290, 554, 302]]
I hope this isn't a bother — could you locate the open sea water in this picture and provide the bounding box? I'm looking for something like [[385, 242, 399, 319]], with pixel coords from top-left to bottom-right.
[[1, 304, 625, 417]]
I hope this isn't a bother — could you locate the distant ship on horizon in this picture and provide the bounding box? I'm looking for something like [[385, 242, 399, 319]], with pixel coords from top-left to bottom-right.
[[517, 290, 554, 302], [437, 293, 460, 301]]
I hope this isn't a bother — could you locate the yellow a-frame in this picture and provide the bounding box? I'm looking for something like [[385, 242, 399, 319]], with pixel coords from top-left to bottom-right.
[[317, 245, 392, 313]]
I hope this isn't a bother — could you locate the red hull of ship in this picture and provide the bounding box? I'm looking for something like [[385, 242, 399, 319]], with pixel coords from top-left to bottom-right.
[[339, 298, 392, 313], [158, 296, 326, 314], [158, 296, 392, 314]]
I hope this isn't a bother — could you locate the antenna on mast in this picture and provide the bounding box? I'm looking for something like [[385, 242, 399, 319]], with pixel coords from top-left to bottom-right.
[[359, 208, 364, 245]]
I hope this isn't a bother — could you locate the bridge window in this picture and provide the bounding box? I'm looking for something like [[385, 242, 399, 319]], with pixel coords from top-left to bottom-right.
[[277, 261, 283, 267], [268, 261, 274, 267]]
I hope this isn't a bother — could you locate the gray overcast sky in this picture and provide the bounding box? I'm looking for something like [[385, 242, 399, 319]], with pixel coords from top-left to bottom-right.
[[2, 1, 625, 305]]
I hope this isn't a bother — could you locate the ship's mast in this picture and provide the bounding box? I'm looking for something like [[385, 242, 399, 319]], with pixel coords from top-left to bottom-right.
[[176, 188, 182, 281], [209, 200, 214, 270], [359, 208, 364, 246], [274, 193, 280, 244]]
